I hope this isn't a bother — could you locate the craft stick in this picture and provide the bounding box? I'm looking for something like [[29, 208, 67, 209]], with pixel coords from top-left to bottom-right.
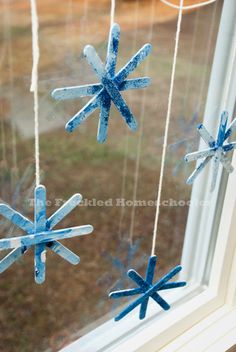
[[223, 141, 236, 152], [106, 23, 120, 76], [52, 78, 151, 101], [197, 124, 215, 147], [216, 111, 228, 146], [140, 255, 157, 319], [210, 154, 220, 192], [109, 287, 143, 298], [52, 84, 103, 100], [34, 185, 47, 284], [115, 43, 152, 85], [0, 204, 34, 233], [0, 225, 93, 250], [0, 247, 27, 273], [185, 147, 215, 162], [65, 95, 100, 132], [186, 156, 211, 184], [224, 117, 236, 140], [47, 193, 82, 229], [97, 93, 111, 143], [158, 282, 186, 290], [47, 241, 80, 265]]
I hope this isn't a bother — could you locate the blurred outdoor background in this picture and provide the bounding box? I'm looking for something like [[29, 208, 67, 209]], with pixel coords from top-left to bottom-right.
[[0, 0, 223, 351]]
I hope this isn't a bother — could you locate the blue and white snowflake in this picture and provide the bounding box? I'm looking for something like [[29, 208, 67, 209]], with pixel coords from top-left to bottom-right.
[[185, 111, 236, 191], [51, 23, 152, 143], [109, 255, 186, 321], [0, 185, 93, 284]]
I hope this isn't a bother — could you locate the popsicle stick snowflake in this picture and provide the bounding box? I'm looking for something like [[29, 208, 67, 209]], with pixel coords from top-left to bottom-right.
[[109, 255, 186, 321], [185, 111, 236, 191], [0, 185, 93, 284], [51, 23, 152, 143]]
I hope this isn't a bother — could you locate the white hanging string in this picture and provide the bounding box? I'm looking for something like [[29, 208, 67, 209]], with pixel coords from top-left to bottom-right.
[[30, 0, 40, 186], [118, 0, 140, 240], [151, 0, 184, 256], [160, 0, 217, 10], [110, 0, 116, 27], [129, 0, 156, 245]]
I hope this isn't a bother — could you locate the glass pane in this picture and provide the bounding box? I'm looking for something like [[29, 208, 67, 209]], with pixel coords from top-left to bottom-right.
[[0, 1, 223, 351]]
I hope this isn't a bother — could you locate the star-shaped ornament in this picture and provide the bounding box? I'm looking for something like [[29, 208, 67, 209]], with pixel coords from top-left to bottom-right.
[[0, 185, 93, 284], [109, 255, 186, 321], [51, 23, 152, 143], [185, 111, 236, 191]]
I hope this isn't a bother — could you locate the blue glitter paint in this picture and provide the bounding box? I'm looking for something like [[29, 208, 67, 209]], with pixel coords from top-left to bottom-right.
[[51, 23, 152, 143], [0, 185, 93, 283], [185, 111, 236, 191], [109, 255, 186, 321]]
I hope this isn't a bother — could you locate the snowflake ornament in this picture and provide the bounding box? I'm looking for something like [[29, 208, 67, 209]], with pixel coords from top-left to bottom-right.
[[185, 111, 236, 191], [109, 255, 186, 321], [0, 185, 93, 284], [51, 23, 152, 143]]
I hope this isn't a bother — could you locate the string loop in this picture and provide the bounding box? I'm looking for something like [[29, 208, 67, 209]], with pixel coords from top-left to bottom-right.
[[160, 0, 217, 10]]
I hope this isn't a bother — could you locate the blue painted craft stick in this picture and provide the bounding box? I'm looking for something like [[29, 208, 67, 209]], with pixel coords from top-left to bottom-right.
[[34, 185, 47, 284], [0, 247, 27, 273], [65, 78, 149, 101], [186, 156, 211, 184], [65, 95, 100, 132], [185, 148, 216, 162], [224, 117, 236, 140], [115, 44, 152, 85], [97, 93, 111, 143], [217, 111, 228, 146], [47, 193, 82, 229], [52, 84, 103, 100], [47, 241, 80, 265], [159, 282, 186, 290], [197, 124, 215, 147], [106, 23, 120, 76], [0, 225, 93, 250], [211, 154, 220, 192], [110, 287, 143, 298], [52, 78, 151, 101], [223, 141, 236, 152], [0, 204, 34, 233], [140, 256, 157, 319]]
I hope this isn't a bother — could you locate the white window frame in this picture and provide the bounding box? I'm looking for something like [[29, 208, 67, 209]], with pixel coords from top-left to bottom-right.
[[61, 1, 236, 351]]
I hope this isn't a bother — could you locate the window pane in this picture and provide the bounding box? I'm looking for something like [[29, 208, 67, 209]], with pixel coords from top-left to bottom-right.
[[0, 1, 222, 351]]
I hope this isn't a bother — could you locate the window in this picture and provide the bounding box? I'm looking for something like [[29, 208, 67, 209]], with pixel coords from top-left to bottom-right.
[[0, 1, 236, 352]]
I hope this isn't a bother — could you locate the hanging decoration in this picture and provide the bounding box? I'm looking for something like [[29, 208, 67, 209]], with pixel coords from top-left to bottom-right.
[[185, 111, 236, 191], [110, 256, 186, 321], [0, 0, 94, 284], [0, 185, 93, 283], [51, 23, 152, 143], [109, 0, 187, 321]]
